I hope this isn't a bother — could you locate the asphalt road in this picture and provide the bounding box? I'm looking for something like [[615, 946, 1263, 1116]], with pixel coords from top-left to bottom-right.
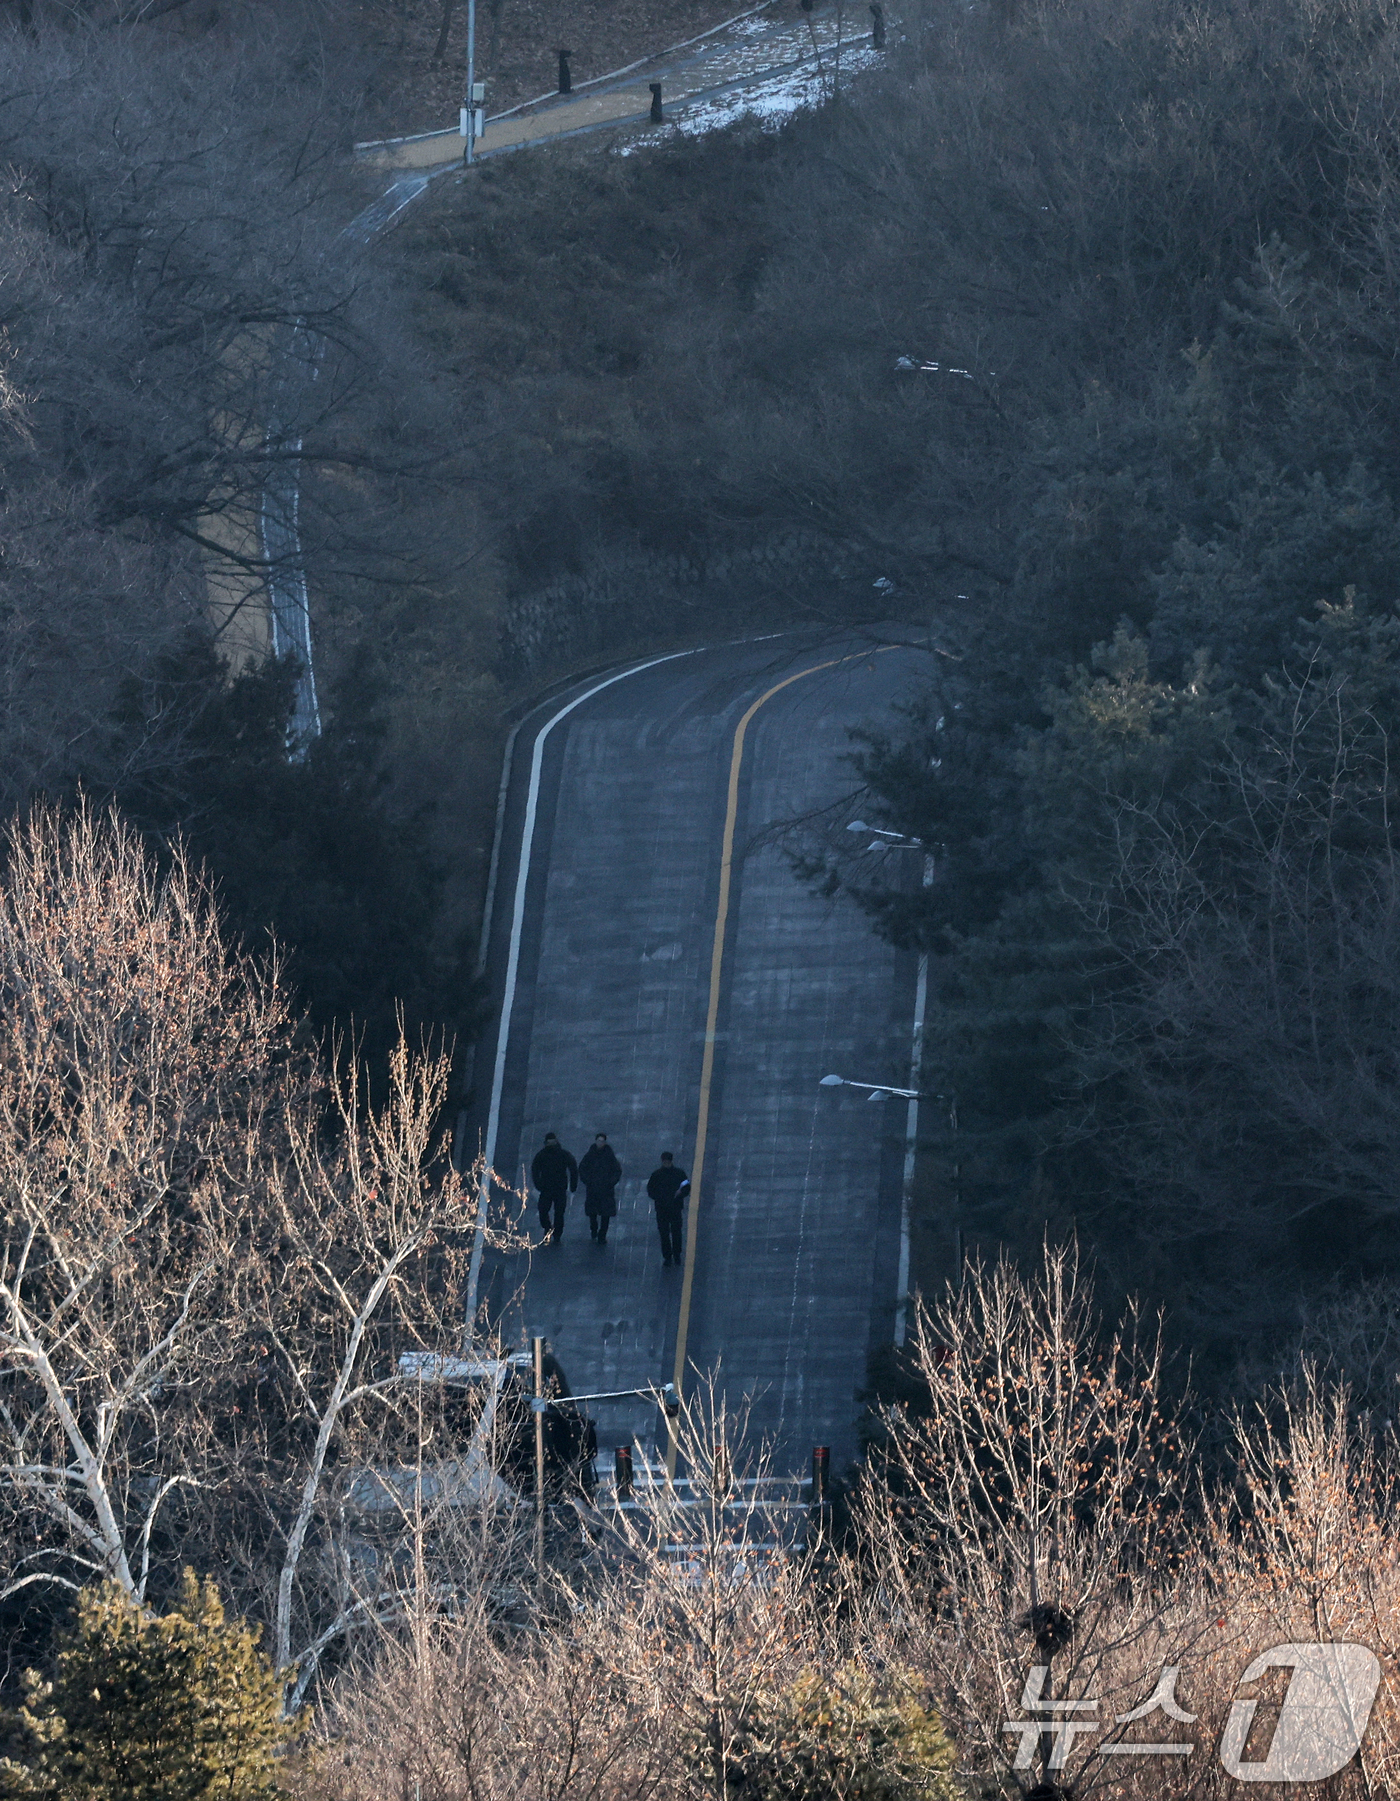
[[469, 630, 929, 1475]]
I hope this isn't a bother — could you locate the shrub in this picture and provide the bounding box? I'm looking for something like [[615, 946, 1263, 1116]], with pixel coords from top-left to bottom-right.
[[699, 1663, 959, 1801]]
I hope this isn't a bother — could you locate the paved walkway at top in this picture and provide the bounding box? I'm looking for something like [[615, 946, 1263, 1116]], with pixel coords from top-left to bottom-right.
[[356, 3, 879, 172]]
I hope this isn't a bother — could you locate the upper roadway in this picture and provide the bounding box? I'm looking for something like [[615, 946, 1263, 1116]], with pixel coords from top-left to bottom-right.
[[470, 631, 929, 1475]]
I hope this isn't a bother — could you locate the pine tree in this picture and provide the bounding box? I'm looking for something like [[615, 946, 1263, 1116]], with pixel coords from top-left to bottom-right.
[[0, 1573, 297, 1801], [692, 1663, 959, 1801]]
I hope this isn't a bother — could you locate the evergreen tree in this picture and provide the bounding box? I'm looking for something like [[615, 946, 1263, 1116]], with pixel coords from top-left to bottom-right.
[[95, 636, 479, 1095], [1, 1574, 297, 1801], [693, 1663, 958, 1801]]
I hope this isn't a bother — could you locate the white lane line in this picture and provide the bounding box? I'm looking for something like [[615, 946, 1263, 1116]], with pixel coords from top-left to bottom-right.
[[464, 648, 701, 1333]]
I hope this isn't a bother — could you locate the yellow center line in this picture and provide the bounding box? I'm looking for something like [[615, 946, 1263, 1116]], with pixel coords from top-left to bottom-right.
[[666, 649, 881, 1475]]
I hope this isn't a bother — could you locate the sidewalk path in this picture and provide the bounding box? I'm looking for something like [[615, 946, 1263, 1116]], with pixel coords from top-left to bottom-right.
[[356, 4, 881, 172]]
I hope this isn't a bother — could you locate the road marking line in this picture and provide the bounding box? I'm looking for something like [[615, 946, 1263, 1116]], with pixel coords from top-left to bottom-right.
[[668, 650, 874, 1473]]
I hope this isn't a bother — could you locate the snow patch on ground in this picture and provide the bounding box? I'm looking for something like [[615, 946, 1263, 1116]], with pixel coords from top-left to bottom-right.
[[616, 43, 881, 151]]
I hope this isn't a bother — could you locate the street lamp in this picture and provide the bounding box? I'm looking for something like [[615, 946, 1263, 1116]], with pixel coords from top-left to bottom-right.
[[820, 1073, 920, 1100], [832, 831, 939, 1343], [819, 1070, 957, 1346], [846, 819, 924, 853], [538, 1380, 680, 1415]]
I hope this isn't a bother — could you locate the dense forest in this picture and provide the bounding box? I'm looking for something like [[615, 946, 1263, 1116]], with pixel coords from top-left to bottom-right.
[[791, 0, 1400, 1377], [0, 0, 492, 1082], [5, 0, 1400, 1792], [383, 0, 1400, 1377], [5, 0, 1400, 1369]]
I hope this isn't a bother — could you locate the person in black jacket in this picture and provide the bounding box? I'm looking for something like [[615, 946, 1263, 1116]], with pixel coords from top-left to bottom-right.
[[578, 1132, 622, 1245], [530, 1132, 578, 1243], [646, 1152, 690, 1267]]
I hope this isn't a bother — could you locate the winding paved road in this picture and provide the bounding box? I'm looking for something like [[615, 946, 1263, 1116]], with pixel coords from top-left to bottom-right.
[[470, 630, 928, 1475]]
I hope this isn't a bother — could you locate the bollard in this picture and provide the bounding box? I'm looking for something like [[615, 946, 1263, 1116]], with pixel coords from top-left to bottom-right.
[[869, 0, 885, 45], [811, 1444, 830, 1506], [558, 48, 572, 94], [614, 1444, 633, 1500], [649, 82, 663, 123]]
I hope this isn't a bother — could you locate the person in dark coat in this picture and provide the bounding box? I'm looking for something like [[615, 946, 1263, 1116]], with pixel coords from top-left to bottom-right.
[[646, 1152, 690, 1267], [531, 1132, 577, 1243], [578, 1133, 622, 1245]]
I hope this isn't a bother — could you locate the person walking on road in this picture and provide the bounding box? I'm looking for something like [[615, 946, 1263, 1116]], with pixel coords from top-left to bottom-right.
[[647, 1152, 690, 1268], [531, 1132, 577, 1244], [579, 1132, 622, 1245]]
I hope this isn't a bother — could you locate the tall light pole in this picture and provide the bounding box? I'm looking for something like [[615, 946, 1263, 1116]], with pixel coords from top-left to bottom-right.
[[821, 1070, 956, 1347], [461, 0, 484, 164], [840, 823, 939, 1343], [901, 849, 935, 1346]]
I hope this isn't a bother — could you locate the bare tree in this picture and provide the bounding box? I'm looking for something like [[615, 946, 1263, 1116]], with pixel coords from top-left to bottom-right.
[[0, 804, 534, 1693], [307, 1382, 956, 1801], [0, 803, 295, 1605], [238, 1040, 494, 1698], [0, 13, 472, 809], [1069, 606, 1400, 1338], [858, 1244, 1198, 1795]]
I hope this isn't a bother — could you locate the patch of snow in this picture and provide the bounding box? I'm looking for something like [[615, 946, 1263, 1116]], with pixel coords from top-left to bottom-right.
[[896, 355, 974, 378], [618, 43, 881, 149]]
